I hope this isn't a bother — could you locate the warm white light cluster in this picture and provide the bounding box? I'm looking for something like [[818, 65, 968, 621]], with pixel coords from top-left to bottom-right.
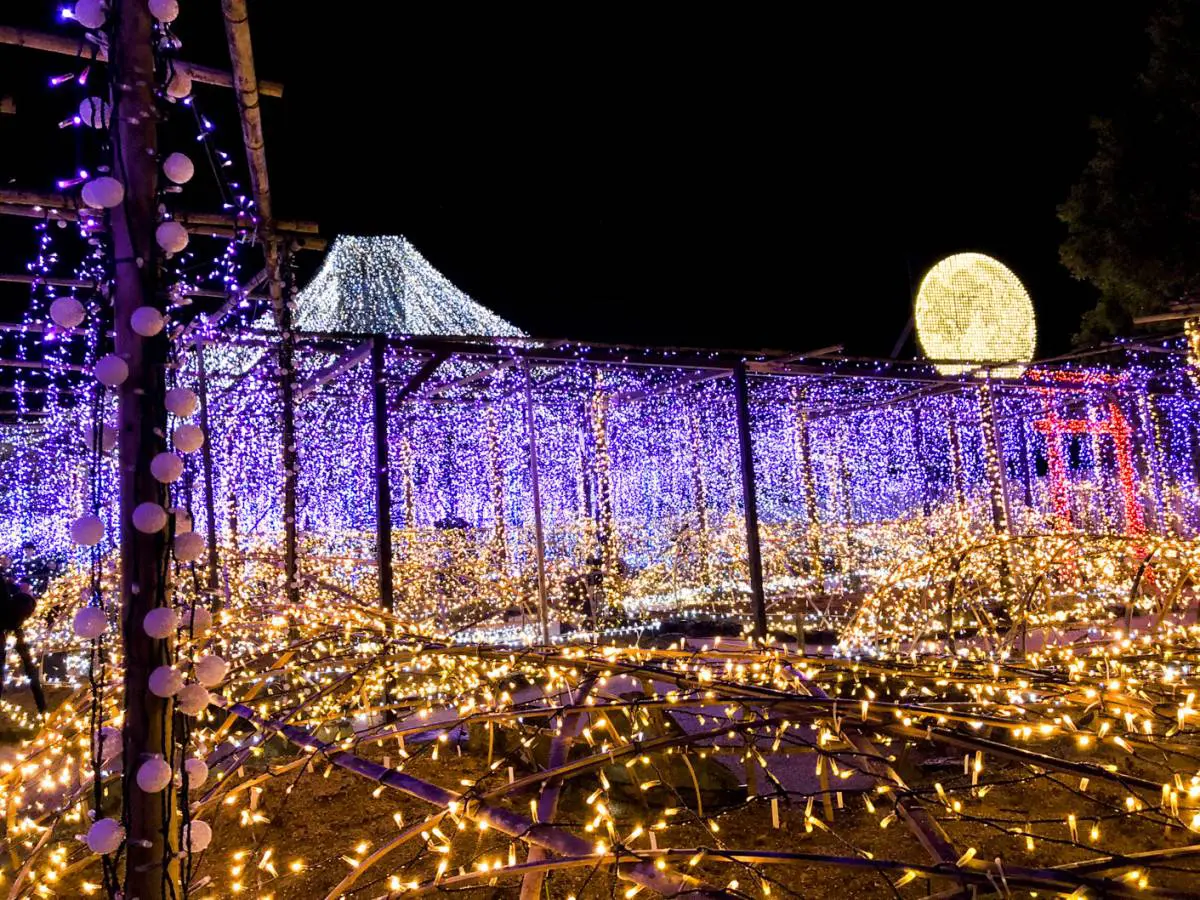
[[915, 252, 1037, 378]]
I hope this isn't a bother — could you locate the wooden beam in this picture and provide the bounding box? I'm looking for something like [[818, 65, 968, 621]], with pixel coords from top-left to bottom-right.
[[0, 188, 316, 236], [294, 339, 373, 400], [0, 24, 284, 97]]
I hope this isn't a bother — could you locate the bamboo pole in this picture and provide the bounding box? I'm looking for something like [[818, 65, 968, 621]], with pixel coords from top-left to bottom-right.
[[733, 360, 768, 640], [0, 24, 285, 96], [109, 1, 179, 895], [524, 365, 551, 644]]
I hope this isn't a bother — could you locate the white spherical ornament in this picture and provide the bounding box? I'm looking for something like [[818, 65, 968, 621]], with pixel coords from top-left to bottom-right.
[[99, 725, 122, 760], [81, 176, 124, 209], [183, 757, 209, 789], [148, 665, 184, 697], [165, 69, 192, 100], [83, 423, 117, 453], [165, 387, 198, 417], [85, 817, 124, 855], [174, 530, 205, 562], [70, 515, 104, 547], [173, 423, 205, 453], [130, 306, 165, 337], [73, 606, 107, 640], [73, 0, 108, 30], [162, 151, 194, 184], [184, 819, 212, 853], [150, 452, 184, 484], [136, 755, 173, 793], [50, 296, 86, 328], [94, 354, 129, 387], [183, 605, 212, 635], [148, 0, 180, 22], [194, 654, 228, 687], [143, 606, 178, 639], [132, 502, 168, 534], [177, 683, 210, 716], [155, 220, 189, 254], [78, 96, 111, 128]]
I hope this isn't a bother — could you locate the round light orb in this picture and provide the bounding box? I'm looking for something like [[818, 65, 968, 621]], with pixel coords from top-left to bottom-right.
[[184, 819, 212, 853], [132, 502, 168, 534], [70, 514, 104, 547], [165, 69, 192, 100], [83, 423, 117, 453], [94, 354, 129, 387], [173, 423, 205, 453], [86, 818, 124, 855], [914, 252, 1036, 378], [50, 296, 86, 328], [174, 530, 205, 562], [150, 451, 184, 484], [130, 306, 165, 337], [78, 96, 111, 128], [155, 220, 189, 254], [73, 0, 108, 30], [183, 757, 209, 789], [73, 606, 107, 640], [162, 151, 194, 184], [183, 605, 213, 635], [165, 386, 198, 417], [177, 683, 210, 716], [148, 665, 184, 697], [81, 176, 124, 209], [136, 755, 173, 793], [148, 0, 179, 22], [194, 654, 228, 687], [143, 606, 178, 639]]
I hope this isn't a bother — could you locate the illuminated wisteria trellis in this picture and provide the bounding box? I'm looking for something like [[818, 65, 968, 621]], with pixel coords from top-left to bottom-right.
[[3, 4, 1200, 900]]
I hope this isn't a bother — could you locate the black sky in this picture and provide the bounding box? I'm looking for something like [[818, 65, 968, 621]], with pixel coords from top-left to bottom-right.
[[0, 2, 1157, 357]]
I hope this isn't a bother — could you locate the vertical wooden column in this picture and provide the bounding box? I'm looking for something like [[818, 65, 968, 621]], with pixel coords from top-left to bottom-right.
[[371, 337, 393, 611], [733, 361, 767, 641], [110, 1, 179, 895], [978, 381, 1012, 534], [523, 366, 550, 644], [911, 404, 933, 518], [278, 281, 300, 608], [196, 344, 221, 600]]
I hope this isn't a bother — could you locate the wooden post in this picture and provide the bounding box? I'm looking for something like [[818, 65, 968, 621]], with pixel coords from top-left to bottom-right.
[[110, 1, 179, 895], [371, 337, 393, 611], [221, 0, 299, 608], [978, 381, 1012, 534], [195, 344, 221, 601], [523, 366, 550, 645], [733, 361, 768, 642]]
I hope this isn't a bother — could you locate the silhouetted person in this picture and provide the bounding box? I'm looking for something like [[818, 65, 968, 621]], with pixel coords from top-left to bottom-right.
[[0, 562, 46, 715]]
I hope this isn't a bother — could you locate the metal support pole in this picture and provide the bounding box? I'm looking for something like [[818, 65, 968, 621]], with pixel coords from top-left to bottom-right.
[[196, 344, 221, 601], [733, 360, 768, 641], [371, 337, 393, 611], [523, 366, 550, 644]]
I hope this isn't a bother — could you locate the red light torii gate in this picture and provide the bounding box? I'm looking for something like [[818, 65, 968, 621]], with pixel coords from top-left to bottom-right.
[[1027, 369, 1144, 535]]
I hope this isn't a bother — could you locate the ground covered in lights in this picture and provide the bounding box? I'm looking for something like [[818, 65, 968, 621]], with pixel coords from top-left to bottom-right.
[[3, 545, 1200, 899]]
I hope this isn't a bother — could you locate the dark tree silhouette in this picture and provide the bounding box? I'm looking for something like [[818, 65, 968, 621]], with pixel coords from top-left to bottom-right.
[[1060, 0, 1200, 342]]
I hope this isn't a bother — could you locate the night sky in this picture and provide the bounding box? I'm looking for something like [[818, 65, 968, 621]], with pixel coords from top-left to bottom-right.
[[0, 2, 1156, 357]]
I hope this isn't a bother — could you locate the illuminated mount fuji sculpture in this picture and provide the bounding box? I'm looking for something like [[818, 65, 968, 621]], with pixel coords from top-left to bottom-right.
[[292, 234, 526, 337]]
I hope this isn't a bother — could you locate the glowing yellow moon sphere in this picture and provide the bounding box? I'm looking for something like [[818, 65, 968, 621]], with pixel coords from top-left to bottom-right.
[[914, 252, 1036, 377]]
